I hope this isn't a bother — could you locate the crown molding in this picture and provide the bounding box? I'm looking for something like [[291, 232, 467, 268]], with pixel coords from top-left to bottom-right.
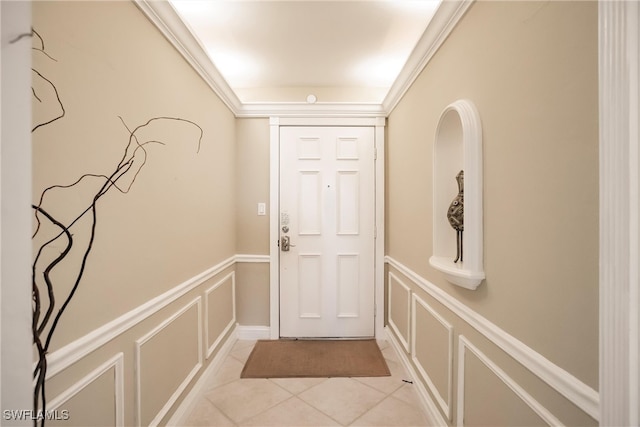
[[134, 0, 243, 113], [237, 101, 386, 118], [135, 0, 472, 118], [382, 0, 473, 114]]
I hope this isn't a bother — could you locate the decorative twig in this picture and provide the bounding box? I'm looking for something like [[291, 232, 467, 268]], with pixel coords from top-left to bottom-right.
[[31, 68, 65, 133], [30, 28, 204, 427]]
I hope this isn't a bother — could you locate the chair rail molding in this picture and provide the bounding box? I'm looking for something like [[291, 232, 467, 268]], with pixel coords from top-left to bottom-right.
[[385, 256, 599, 420], [43, 255, 236, 379], [456, 336, 563, 427]]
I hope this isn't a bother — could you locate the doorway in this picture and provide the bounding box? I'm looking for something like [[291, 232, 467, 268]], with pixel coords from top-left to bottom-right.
[[268, 117, 386, 340], [278, 126, 375, 337]]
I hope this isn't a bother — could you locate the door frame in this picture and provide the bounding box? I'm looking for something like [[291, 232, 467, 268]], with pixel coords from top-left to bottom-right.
[[268, 116, 386, 339]]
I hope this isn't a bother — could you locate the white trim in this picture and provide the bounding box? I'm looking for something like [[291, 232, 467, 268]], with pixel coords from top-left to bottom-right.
[[237, 102, 386, 119], [457, 335, 563, 427], [133, 0, 242, 114], [274, 117, 382, 127], [269, 118, 281, 339], [387, 272, 411, 352], [45, 256, 234, 379], [165, 327, 238, 426], [374, 116, 386, 339], [382, 0, 474, 114], [385, 256, 599, 420], [385, 326, 448, 427], [1, 1, 33, 416], [599, 1, 640, 425], [134, 0, 471, 118], [48, 353, 125, 426], [235, 254, 270, 263], [135, 297, 203, 427], [236, 325, 271, 341], [269, 118, 385, 340], [411, 293, 454, 420], [204, 272, 236, 359]]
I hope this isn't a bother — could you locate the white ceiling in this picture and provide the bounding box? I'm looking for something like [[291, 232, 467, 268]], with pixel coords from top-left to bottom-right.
[[169, 0, 439, 105]]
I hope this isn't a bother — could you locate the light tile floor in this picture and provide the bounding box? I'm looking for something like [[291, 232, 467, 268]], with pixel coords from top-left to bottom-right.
[[181, 339, 433, 427]]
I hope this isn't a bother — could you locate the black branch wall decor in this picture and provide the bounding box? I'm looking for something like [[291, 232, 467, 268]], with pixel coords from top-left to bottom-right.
[[29, 28, 203, 427]]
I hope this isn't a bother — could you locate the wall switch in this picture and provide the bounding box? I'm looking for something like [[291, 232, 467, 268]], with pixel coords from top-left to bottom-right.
[[257, 202, 266, 216]]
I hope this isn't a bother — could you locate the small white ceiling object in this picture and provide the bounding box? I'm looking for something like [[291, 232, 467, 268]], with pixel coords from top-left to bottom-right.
[[169, 0, 439, 105]]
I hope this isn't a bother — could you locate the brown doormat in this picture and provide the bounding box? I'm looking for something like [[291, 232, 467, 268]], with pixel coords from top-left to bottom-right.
[[241, 339, 391, 379]]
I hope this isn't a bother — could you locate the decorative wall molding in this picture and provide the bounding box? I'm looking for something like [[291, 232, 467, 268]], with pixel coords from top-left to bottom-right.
[[204, 272, 236, 359], [48, 353, 125, 427], [135, 297, 203, 427], [135, 0, 472, 118], [457, 335, 563, 427], [388, 272, 411, 352], [598, 1, 640, 425], [385, 256, 599, 420], [238, 102, 386, 119], [45, 256, 235, 379], [133, 0, 243, 114], [412, 293, 454, 420], [235, 254, 270, 263], [166, 326, 238, 426], [385, 326, 448, 427], [382, 0, 474, 114]]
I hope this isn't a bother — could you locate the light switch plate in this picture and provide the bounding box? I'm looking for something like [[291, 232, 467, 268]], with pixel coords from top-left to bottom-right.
[[257, 202, 266, 216]]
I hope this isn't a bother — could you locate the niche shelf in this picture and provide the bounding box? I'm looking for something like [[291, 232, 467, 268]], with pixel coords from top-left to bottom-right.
[[430, 99, 484, 290]]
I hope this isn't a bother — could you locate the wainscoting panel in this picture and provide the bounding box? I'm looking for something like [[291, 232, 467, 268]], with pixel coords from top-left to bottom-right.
[[135, 298, 203, 427], [388, 272, 411, 352], [384, 258, 599, 426], [205, 272, 236, 358], [385, 257, 598, 421], [37, 260, 241, 427], [48, 353, 124, 427], [411, 293, 454, 420], [457, 336, 562, 426]]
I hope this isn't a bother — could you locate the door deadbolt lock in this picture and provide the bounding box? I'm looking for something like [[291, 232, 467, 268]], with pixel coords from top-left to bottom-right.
[[280, 235, 295, 252]]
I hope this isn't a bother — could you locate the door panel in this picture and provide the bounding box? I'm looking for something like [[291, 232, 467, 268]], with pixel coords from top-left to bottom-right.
[[279, 126, 375, 337]]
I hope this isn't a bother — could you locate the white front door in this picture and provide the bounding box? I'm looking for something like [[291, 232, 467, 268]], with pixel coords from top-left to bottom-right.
[[279, 126, 375, 338]]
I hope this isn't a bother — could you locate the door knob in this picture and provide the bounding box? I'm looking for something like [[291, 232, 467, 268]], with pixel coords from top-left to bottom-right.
[[280, 236, 295, 252]]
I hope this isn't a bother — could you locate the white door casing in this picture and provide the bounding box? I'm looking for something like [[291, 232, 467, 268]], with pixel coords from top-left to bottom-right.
[[279, 126, 375, 337]]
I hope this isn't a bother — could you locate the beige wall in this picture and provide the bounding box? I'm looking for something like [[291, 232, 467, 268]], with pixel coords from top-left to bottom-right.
[[235, 118, 270, 255], [32, 2, 237, 425], [386, 1, 598, 425], [235, 118, 271, 327]]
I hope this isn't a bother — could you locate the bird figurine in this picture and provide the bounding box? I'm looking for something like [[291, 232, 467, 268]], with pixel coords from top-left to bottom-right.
[[447, 170, 464, 263]]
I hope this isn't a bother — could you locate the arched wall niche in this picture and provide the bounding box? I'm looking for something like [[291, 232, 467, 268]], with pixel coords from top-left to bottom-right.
[[430, 99, 485, 290]]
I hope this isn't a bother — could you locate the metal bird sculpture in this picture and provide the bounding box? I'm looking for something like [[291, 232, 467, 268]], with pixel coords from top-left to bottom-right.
[[447, 170, 464, 263]]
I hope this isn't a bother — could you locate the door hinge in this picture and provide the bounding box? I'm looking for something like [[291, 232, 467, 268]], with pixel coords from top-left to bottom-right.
[[374, 147, 377, 160], [374, 226, 377, 239]]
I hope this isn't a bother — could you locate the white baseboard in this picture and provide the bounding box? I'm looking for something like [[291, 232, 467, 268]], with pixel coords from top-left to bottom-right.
[[236, 325, 271, 340], [385, 326, 448, 426]]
